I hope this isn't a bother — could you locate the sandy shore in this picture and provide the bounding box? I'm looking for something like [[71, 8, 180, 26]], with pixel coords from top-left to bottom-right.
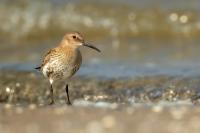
[[1, 104, 200, 133], [0, 70, 200, 133]]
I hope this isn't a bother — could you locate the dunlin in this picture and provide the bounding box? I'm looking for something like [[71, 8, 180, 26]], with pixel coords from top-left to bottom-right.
[[35, 32, 100, 105]]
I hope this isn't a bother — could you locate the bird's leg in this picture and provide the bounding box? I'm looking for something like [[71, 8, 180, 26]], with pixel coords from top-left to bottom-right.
[[65, 84, 72, 105], [49, 84, 54, 105]]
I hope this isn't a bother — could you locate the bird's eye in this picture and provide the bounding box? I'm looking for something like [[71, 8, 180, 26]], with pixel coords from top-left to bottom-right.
[[72, 35, 76, 39]]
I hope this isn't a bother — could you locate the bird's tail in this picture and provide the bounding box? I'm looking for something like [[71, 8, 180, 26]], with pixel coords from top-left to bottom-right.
[[35, 66, 41, 71]]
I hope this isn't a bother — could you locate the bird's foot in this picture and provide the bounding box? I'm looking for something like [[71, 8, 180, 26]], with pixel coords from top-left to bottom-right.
[[49, 99, 54, 105], [66, 101, 72, 105]]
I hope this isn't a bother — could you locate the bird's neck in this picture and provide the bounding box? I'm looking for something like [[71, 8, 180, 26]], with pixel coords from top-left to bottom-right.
[[59, 42, 79, 53], [60, 41, 78, 50]]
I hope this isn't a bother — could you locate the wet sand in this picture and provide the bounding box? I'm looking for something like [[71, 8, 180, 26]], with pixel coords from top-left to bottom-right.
[[1, 70, 200, 105], [1, 105, 200, 133], [1, 71, 200, 133]]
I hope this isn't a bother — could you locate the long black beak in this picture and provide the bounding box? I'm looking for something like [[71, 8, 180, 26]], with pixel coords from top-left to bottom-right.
[[83, 43, 101, 52]]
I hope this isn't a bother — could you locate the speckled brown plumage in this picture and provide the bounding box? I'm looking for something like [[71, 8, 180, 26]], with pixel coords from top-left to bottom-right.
[[36, 32, 100, 105]]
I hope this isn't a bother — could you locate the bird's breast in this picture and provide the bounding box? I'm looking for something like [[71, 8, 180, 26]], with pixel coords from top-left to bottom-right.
[[63, 49, 82, 78], [42, 49, 82, 80]]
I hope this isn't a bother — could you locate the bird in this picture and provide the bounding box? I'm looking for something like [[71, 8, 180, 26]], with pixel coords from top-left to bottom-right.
[[35, 32, 100, 105]]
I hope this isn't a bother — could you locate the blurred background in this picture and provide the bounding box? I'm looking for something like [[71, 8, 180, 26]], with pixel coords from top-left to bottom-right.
[[1, 0, 200, 78], [1, 1, 200, 132]]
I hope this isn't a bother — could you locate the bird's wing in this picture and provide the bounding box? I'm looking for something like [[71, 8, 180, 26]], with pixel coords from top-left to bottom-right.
[[41, 48, 58, 68]]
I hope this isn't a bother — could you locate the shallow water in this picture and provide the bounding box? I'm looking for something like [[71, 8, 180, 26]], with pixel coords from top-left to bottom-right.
[[0, 0, 200, 102], [1, 2, 200, 41]]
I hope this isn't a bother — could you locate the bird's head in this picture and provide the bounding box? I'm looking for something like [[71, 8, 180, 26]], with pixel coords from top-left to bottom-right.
[[61, 32, 101, 52]]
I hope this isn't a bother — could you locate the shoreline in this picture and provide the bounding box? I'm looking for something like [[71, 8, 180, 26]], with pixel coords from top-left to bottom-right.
[[0, 71, 200, 132], [0, 70, 199, 105]]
